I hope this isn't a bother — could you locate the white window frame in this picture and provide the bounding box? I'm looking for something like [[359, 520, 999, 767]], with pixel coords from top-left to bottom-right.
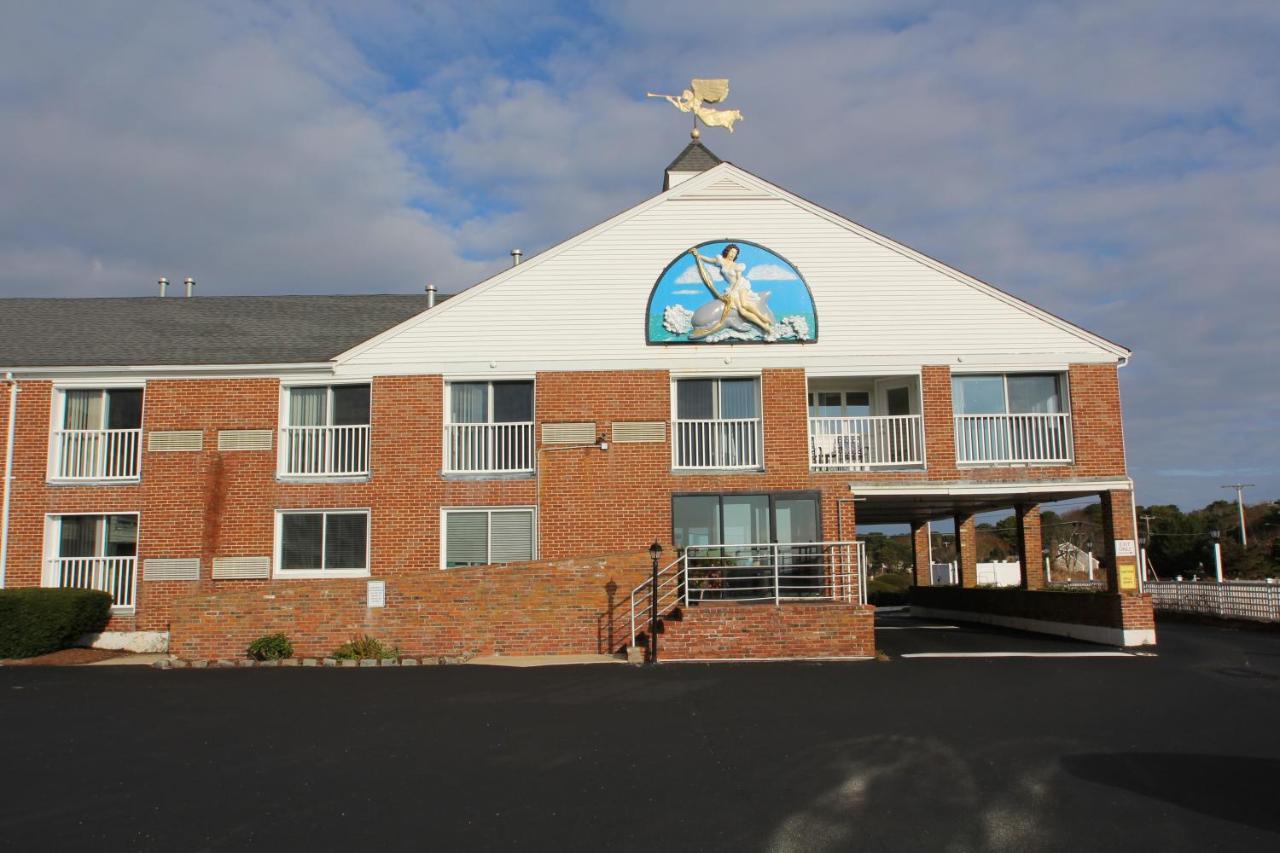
[[950, 372, 1070, 416], [669, 374, 765, 472], [47, 382, 146, 483], [439, 506, 538, 570], [442, 378, 536, 426], [42, 511, 141, 609], [277, 381, 373, 479], [273, 508, 371, 579]]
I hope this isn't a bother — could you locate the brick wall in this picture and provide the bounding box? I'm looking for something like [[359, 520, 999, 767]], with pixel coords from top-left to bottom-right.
[[169, 551, 654, 660], [1, 360, 1131, 650], [659, 602, 875, 660]]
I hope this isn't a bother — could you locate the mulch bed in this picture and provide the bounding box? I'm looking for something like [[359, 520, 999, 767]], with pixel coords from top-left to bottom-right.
[[1, 648, 135, 667]]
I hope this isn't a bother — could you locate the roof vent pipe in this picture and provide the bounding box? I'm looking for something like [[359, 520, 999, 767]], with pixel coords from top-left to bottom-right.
[[184, 277, 196, 297], [158, 277, 169, 297], [426, 283, 437, 308], [510, 249, 523, 267]]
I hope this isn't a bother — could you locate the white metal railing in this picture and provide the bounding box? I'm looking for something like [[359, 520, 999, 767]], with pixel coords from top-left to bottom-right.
[[627, 541, 868, 648], [1148, 579, 1280, 622], [47, 557, 137, 609], [444, 422, 534, 474], [809, 415, 923, 469], [53, 429, 141, 480], [281, 425, 370, 476], [672, 418, 762, 469], [954, 413, 1073, 464]]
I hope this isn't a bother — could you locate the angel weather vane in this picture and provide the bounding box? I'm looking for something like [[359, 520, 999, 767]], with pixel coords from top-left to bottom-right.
[[647, 78, 743, 138]]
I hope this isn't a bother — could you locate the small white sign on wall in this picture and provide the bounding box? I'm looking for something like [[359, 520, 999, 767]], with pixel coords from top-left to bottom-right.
[[1114, 539, 1137, 557], [367, 580, 386, 608]]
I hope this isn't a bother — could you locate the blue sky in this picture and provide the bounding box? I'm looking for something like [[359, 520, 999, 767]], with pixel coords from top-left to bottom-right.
[[1, 1, 1277, 510]]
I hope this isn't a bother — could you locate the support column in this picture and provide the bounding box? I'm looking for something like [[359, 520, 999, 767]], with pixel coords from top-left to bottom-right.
[[1100, 489, 1140, 594], [955, 513, 978, 588], [1016, 504, 1045, 590], [911, 521, 932, 586]]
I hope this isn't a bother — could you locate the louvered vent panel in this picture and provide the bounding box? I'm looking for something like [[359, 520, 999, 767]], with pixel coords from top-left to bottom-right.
[[148, 430, 203, 452], [211, 556, 271, 579], [612, 421, 666, 443], [144, 558, 201, 581], [218, 430, 273, 451], [541, 422, 596, 445], [677, 176, 773, 199]]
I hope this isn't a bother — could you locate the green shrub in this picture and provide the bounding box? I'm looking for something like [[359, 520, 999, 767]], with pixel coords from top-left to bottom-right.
[[0, 588, 113, 659], [332, 634, 400, 660], [867, 572, 912, 606], [247, 633, 294, 661]]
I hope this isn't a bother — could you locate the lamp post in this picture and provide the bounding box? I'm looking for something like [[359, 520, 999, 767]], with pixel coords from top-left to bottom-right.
[[1210, 528, 1223, 583], [1042, 546, 1051, 584], [1085, 538, 1094, 582], [648, 541, 663, 664], [1138, 533, 1148, 581]]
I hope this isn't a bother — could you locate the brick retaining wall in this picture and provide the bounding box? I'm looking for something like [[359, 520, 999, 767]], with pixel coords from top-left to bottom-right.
[[659, 602, 875, 661], [170, 551, 654, 660]]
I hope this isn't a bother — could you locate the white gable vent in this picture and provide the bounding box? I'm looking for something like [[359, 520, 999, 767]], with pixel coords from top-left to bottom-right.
[[148, 430, 203, 452], [612, 421, 666, 443], [218, 429, 273, 451], [211, 556, 271, 579], [541, 422, 596, 445], [144, 558, 201, 581], [676, 174, 772, 200]]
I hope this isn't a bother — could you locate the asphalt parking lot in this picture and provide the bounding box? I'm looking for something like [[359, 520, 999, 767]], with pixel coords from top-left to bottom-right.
[[3, 617, 1278, 853]]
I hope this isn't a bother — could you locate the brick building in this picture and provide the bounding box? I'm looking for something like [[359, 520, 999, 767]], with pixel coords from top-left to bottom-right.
[[0, 143, 1154, 660]]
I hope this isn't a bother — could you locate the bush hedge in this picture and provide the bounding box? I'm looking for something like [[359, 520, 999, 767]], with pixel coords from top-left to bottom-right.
[[0, 588, 113, 658], [867, 572, 913, 607], [248, 633, 294, 661]]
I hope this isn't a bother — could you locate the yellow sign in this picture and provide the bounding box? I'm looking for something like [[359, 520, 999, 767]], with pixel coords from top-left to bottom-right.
[[1117, 559, 1138, 591]]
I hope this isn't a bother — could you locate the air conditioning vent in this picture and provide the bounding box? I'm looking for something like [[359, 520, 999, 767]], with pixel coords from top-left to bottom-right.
[[541, 422, 596, 445], [211, 556, 270, 579], [612, 421, 666, 443], [144, 558, 201, 581], [148, 430, 203, 452], [217, 430, 273, 451]]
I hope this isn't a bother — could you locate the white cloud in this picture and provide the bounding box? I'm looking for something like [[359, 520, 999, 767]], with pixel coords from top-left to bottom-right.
[[675, 265, 722, 284], [671, 288, 703, 295], [746, 264, 798, 281]]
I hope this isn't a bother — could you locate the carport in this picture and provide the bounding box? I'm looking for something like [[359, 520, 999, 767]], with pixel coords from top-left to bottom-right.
[[852, 478, 1157, 647]]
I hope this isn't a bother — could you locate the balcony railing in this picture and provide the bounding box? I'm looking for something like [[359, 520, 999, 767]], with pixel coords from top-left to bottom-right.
[[53, 429, 141, 481], [444, 422, 535, 474], [47, 557, 137, 609], [281, 425, 370, 477], [954, 413, 1073, 464], [673, 418, 762, 470], [809, 415, 924, 470]]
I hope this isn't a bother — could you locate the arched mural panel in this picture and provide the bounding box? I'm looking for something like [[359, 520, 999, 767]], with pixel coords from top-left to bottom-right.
[[646, 240, 818, 344]]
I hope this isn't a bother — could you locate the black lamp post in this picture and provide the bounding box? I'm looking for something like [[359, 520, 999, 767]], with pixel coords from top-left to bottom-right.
[[648, 541, 663, 664]]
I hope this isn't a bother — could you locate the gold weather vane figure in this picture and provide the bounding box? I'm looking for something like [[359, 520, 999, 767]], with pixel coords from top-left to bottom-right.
[[647, 78, 743, 137]]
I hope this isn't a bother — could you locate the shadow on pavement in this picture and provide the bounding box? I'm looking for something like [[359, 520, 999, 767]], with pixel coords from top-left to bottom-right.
[[1060, 753, 1280, 833]]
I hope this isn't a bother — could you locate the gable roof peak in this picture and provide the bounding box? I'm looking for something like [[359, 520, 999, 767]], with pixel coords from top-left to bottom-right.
[[663, 140, 723, 190]]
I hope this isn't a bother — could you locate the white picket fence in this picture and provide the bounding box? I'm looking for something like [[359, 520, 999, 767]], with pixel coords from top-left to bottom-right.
[[1147, 579, 1280, 623]]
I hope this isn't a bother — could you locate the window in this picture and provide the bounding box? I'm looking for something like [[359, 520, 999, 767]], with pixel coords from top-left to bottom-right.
[[442, 508, 536, 568], [276, 510, 369, 576], [672, 493, 818, 549], [444, 381, 535, 473], [952, 374, 1071, 464], [53, 387, 143, 480], [807, 391, 870, 418], [46, 513, 138, 608], [673, 378, 762, 469], [952, 374, 1062, 415], [281, 384, 371, 476]]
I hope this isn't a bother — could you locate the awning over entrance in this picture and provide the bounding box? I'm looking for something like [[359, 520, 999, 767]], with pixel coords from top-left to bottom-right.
[[848, 477, 1133, 523]]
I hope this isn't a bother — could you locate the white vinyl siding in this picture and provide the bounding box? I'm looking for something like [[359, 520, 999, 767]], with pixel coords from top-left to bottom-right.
[[442, 508, 536, 568], [338, 167, 1123, 376]]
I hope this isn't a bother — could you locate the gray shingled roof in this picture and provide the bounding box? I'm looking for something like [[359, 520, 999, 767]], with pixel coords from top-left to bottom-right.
[[664, 141, 722, 189], [0, 294, 442, 368]]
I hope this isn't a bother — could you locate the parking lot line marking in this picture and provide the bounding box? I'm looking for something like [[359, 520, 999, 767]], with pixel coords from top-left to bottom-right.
[[900, 651, 1140, 659], [876, 626, 961, 630]]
